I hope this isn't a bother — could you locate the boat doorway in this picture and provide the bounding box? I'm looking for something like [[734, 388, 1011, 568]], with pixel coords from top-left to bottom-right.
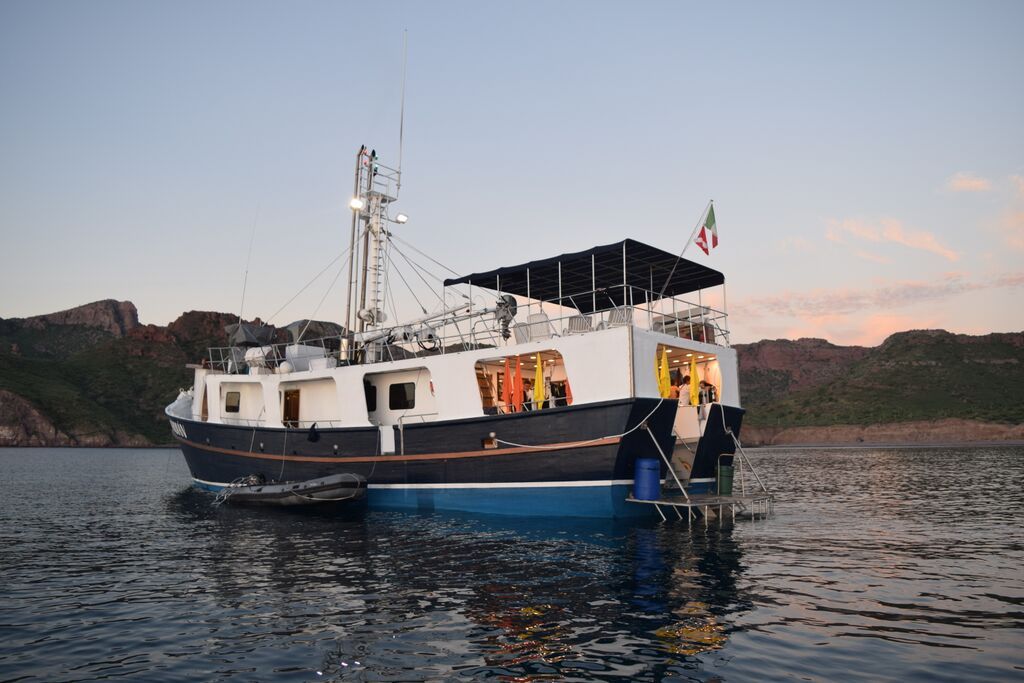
[[475, 350, 571, 414], [282, 390, 300, 427]]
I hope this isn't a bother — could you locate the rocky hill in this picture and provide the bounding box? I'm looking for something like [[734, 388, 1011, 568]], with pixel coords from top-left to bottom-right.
[[21, 299, 140, 337], [735, 331, 1024, 445], [0, 301, 1022, 447], [0, 301, 251, 446]]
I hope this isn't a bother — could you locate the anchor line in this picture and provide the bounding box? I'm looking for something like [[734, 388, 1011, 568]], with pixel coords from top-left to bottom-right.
[[494, 398, 666, 450]]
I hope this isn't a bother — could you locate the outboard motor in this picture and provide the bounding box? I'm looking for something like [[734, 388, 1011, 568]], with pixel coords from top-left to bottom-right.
[[494, 294, 518, 340]]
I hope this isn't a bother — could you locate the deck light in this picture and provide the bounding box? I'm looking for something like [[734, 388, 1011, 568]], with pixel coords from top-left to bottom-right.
[[686, 353, 693, 357], [395, 213, 409, 224], [349, 198, 365, 210]]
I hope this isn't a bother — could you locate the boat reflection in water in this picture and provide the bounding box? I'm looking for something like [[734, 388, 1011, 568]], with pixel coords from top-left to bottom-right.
[[166, 489, 748, 680]]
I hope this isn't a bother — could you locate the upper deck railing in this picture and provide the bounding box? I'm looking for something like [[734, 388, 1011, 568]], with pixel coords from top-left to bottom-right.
[[204, 283, 727, 374]]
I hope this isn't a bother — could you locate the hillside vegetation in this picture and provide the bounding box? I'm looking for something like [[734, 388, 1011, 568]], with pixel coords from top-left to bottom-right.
[[0, 302, 241, 446], [735, 331, 1024, 427], [0, 301, 1021, 446]]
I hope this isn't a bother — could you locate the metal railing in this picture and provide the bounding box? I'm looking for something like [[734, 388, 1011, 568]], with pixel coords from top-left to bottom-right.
[[205, 286, 729, 374], [206, 336, 346, 374], [216, 416, 347, 429]]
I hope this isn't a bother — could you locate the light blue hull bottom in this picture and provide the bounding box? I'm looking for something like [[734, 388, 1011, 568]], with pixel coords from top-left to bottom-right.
[[366, 484, 656, 519], [194, 480, 659, 519]]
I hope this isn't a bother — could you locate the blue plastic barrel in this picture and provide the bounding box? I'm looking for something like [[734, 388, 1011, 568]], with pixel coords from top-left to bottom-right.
[[633, 458, 661, 501]]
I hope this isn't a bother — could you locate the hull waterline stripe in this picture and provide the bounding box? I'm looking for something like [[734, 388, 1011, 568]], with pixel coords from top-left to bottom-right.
[[194, 477, 634, 490], [176, 435, 621, 464]]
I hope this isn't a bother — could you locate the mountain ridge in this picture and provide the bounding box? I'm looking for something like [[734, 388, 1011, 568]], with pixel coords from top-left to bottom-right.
[[1, 300, 1022, 447]]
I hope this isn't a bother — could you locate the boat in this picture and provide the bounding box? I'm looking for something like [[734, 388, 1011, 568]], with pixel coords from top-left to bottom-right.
[[212, 473, 367, 507], [165, 146, 745, 518]]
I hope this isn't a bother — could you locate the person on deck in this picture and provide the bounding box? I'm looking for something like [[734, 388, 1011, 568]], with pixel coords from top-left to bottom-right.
[[679, 375, 691, 405]]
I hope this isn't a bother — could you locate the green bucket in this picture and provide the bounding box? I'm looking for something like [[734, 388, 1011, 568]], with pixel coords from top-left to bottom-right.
[[717, 465, 734, 495]]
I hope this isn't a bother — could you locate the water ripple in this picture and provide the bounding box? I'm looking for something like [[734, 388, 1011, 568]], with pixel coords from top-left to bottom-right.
[[0, 447, 1022, 681]]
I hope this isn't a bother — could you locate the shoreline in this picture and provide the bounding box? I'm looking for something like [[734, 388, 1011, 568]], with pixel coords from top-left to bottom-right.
[[742, 417, 1024, 449], [0, 444, 181, 450], [747, 440, 1024, 450]]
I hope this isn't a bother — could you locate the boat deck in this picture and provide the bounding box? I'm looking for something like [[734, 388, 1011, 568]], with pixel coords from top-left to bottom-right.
[[626, 490, 774, 523]]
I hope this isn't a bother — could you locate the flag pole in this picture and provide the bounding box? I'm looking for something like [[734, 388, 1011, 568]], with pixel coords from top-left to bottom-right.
[[655, 199, 713, 302]]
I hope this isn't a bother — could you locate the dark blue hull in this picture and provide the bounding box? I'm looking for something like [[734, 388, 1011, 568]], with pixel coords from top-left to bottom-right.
[[690, 403, 746, 480], [172, 398, 678, 518]]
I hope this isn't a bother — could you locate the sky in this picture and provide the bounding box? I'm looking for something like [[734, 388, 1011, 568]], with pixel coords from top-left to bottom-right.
[[1, 1, 1022, 346]]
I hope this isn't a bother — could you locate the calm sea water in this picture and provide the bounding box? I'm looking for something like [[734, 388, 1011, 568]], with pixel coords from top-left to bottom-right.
[[0, 446, 1021, 682]]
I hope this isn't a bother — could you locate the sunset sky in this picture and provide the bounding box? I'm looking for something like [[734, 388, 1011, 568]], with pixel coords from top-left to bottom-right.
[[1, 1, 1021, 346]]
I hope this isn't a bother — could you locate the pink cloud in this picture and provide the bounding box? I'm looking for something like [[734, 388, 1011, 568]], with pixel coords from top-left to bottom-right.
[[779, 236, 814, 252], [883, 219, 959, 261], [773, 313, 939, 346], [827, 218, 959, 261], [1001, 211, 1024, 251], [946, 172, 992, 192], [732, 271, 1024, 320], [854, 249, 890, 265], [1010, 175, 1024, 197], [842, 314, 941, 346], [732, 271, 1024, 345]]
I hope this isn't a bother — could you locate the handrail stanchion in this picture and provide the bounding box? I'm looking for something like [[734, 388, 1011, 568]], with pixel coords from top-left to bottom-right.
[[642, 422, 689, 503]]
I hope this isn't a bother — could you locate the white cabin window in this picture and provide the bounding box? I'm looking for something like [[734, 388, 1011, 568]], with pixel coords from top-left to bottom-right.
[[225, 391, 240, 413], [362, 368, 433, 426], [389, 382, 415, 410]]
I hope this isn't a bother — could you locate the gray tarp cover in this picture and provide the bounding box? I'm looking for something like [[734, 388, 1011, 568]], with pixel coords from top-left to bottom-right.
[[224, 322, 276, 347], [284, 319, 345, 343]]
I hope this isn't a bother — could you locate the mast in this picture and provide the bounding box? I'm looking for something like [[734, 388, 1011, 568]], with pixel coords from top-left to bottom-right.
[[347, 147, 403, 361], [344, 146, 365, 335]]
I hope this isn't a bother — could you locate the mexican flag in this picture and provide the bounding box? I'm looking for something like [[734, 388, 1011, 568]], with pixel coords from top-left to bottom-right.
[[694, 205, 718, 255]]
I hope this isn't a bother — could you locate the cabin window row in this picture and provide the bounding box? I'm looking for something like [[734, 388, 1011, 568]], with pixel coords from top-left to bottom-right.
[[217, 380, 417, 423]]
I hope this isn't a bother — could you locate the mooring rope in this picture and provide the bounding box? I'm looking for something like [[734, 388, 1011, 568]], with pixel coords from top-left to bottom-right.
[[211, 475, 263, 507], [493, 398, 666, 450]]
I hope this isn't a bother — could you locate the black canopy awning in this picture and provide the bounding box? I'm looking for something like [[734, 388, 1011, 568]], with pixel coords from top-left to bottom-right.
[[443, 239, 724, 314]]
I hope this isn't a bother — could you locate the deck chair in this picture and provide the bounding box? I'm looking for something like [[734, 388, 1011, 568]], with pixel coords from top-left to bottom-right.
[[564, 315, 592, 335], [527, 312, 556, 340], [512, 322, 531, 344], [606, 305, 634, 327]]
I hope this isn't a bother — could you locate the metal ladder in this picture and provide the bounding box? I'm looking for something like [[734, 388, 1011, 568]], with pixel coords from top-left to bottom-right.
[[632, 419, 774, 523]]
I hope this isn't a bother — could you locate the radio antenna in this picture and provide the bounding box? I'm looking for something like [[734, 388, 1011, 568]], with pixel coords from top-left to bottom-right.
[[238, 206, 259, 326], [397, 30, 408, 186]]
